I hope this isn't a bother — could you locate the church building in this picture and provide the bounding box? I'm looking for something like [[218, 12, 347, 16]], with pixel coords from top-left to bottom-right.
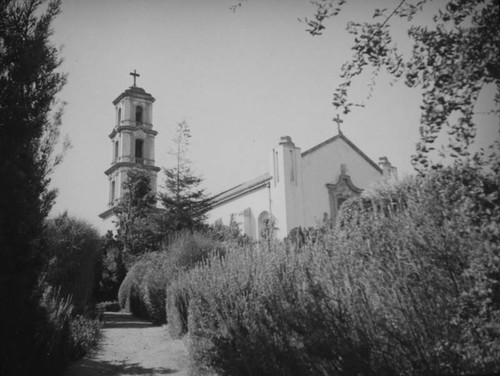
[[207, 132, 397, 239], [100, 74, 397, 239]]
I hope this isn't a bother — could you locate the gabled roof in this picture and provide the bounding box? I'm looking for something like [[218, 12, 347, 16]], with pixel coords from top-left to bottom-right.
[[301, 132, 383, 174], [210, 173, 272, 208]]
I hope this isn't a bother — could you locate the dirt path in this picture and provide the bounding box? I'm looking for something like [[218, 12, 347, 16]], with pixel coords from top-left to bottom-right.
[[64, 312, 189, 376]]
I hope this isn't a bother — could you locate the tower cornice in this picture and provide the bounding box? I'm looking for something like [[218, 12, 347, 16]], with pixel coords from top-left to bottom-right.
[[112, 86, 155, 105], [104, 161, 161, 176], [109, 125, 158, 139]]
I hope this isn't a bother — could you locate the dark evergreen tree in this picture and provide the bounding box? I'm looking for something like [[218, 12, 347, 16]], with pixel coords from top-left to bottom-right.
[[0, 0, 68, 373], [114, 169, 160, 266], [159, 120, 210, 234]]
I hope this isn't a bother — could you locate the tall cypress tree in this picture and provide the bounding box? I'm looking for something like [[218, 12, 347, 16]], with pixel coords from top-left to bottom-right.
[[159, 120, 210, 234], [0, 1, 67, 373]]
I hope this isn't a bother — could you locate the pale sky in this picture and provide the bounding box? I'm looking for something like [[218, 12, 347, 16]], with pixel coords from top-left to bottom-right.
[[49, 0, 499, 233]]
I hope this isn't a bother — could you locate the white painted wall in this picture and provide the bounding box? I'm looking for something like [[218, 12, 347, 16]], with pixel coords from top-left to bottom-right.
[[207, 185, 270, 239], [207, 135, 387, 239], [268, 137, 305, 238], [301, 137, 382, 227]]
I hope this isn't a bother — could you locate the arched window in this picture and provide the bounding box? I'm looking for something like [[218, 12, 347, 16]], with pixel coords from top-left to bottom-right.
[[114, 140, 119, 162], [135, 139, 144, 162], [117, 108, 121, 125], [135, 105, 143, 123]]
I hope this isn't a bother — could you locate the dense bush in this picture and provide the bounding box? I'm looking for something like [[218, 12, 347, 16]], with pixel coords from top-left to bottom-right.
[[118, 260, 150, 318], [140, 252, 171, 323], [68, 315, 102, 360], [207, 218, 252, 246], [44, 213, 102, 314], [166, 274, 191, 338], [118, 231, 225, 325], [175, 164, 500, 376], [33, 283, 101, 375], [24, 214, 104, 375], [34, 284, 74, 375]]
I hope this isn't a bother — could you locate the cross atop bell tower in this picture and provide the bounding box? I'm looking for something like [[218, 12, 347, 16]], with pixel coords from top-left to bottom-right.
[[99, 74, 161, 220], [130, 69, 140, 86]]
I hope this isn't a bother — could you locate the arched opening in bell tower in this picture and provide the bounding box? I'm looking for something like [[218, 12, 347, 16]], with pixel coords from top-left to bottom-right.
[[135, 105, 143, 123]]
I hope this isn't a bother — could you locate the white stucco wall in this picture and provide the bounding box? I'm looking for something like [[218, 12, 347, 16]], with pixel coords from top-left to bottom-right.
[[268, 139, 305, 238], [207, 185, 271, 239], [301, 137, 382, 227], [207, 135, 387, 239]]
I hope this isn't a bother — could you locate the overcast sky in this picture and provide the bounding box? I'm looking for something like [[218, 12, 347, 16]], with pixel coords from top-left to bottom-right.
[[49, 0, 499, 233]]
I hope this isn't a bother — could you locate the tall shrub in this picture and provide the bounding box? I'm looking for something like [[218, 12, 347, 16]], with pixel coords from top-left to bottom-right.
[[44, 213, 102, 314], [119, 231, 225, 324], [180, 164, 500, 376]]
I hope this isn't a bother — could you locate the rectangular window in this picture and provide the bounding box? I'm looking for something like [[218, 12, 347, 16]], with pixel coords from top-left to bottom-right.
[[114, 141, 119, 162], [111, 181, 116, 203], [135, 139, 144, 161], [275, 150, 279, 183]]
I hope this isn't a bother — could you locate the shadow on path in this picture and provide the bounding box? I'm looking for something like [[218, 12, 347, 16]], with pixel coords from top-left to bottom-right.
[[103, 312, 158, 329], [65, 358, 178, 375], [64, 312, 186, 376]]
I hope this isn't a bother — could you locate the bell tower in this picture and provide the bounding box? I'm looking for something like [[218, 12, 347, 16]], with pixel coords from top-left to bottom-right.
[[99, 71, 161, 220]]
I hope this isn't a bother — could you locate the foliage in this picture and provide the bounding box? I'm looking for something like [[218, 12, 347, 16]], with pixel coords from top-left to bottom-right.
[[117, 260, 150, 317], [33, 283, 101, 374], [206, 216, 251, 246], [96, 301, 121, 313], [167, 230, 227, 271], [97, 231, 127, 302], [304, 0, 499, 171], [166, 277, 191, 338], [114, 169, 162, 266], [35, 283, 73, 375], [44, 212, 102, 314], [139, 252, 171, 324], [175, 164, 499, 376], [0, 0, 69, 374], [285, 225, 326, 250], [118, 231, 225, 325], [68, 315, 102, 360], [159, 120, 211, 234]]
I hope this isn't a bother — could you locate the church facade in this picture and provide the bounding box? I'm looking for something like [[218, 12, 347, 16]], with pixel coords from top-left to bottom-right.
[[207, 134, 396, 239]]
